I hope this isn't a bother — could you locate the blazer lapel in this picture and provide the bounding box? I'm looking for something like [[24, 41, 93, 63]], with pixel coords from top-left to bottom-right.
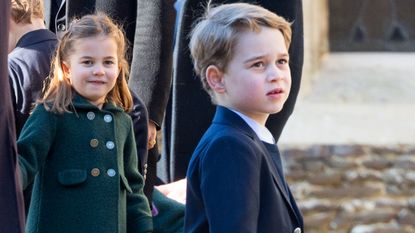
[[260, 142, 303, 225]]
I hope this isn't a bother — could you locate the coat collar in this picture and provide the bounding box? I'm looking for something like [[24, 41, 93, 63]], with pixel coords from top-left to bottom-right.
[[212, 105, 257, 140], [71, 93, 124, 113], [15, 29, 57, 49]]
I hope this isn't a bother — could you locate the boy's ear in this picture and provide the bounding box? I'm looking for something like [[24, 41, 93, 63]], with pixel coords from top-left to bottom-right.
[[206, 65, 226, 93]]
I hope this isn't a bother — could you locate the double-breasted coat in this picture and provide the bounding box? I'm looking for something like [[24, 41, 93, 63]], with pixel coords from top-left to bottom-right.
[[18, 95, 152, 233], [43, 0, 176, 201]]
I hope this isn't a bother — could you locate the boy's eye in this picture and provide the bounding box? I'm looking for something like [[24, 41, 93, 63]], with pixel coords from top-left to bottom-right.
[[277, 59, 288, 65]]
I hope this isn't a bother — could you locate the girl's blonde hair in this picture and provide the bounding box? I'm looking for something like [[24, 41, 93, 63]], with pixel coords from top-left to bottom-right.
[[189, 3, 292, 99], [42, 13, 133, 113]]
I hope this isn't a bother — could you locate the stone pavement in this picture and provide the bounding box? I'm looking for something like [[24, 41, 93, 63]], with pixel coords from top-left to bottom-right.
[[279, 52, 415, 146]]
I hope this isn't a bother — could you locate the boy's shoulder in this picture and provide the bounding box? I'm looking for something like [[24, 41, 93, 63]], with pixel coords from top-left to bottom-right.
[[196, 123, 260, 157]]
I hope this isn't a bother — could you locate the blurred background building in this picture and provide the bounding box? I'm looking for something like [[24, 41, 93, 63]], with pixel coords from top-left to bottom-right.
[[280, 0, 415, 232]]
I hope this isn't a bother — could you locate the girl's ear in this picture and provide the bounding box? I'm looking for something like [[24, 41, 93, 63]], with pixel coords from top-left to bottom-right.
[[206, 65, 226, 93], [61, 62, 71, 76]]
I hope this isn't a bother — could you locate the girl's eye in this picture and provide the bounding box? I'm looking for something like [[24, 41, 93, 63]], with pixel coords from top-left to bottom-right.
[[104, 60, 115, 65], [82, 60, 93, 65], [252, 61, 265, 68]]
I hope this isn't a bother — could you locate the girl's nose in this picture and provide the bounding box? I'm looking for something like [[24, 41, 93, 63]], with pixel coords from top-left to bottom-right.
[[93, 66, 105, 76]]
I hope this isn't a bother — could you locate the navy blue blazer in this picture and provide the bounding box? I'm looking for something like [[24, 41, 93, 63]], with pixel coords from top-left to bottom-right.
[[185, 106, 304, 233]]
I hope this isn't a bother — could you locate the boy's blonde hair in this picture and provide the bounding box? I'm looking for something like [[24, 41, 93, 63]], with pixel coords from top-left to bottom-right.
[[11, 0, 44, 24], [42, 13, 133, 113], [189, 3, 292, 98]]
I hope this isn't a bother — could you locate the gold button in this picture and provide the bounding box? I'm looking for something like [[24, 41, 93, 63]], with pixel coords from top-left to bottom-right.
[[90, 139, 99, 148], [91, 168, 100, 177]]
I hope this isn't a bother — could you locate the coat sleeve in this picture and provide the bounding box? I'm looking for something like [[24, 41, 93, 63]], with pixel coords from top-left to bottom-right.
[[123, 119, 153, 233], [128, 0, 175, 128], [199, 136, 261, 233], [17, 105, 57, 189]]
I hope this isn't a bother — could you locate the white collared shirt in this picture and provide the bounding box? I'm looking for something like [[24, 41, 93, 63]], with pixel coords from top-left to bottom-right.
[[230, 109, 275, 144]]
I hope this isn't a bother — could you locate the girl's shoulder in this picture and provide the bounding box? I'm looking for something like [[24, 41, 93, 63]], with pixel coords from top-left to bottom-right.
[[31, 102, 51, 114]]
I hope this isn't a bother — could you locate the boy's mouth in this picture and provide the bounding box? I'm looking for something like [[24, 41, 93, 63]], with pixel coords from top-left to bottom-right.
[[266, 88, 284, 95]]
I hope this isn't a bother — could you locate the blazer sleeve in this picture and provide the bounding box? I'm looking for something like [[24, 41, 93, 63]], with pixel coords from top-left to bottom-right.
[[128, 0, 176, 128], [123, 119, 153, 233], [17, 105, 57, 189], [199, 136, 261, 233]]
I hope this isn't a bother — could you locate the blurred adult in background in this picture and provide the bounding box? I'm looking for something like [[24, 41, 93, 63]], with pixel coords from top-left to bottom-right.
[[0, 0, 25, 232], [9, 0, 57, 139], [8, 0, 58, 215]]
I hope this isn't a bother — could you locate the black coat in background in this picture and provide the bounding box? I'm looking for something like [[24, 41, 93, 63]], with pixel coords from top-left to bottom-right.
[[44, 0, 176, 203], [0, 0, 25, 232], [162, 0, 304, 181]]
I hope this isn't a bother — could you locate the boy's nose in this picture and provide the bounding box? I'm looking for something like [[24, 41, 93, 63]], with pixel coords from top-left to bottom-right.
[[267, 66, 282, 81]]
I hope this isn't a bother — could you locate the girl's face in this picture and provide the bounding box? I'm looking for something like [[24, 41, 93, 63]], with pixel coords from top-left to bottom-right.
[[63, 36, 119, 109]]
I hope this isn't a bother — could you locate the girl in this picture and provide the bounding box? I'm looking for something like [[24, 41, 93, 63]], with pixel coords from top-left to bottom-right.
[[17, 14, 152, 233]]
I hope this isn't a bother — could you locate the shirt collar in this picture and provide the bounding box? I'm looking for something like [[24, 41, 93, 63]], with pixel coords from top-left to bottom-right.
[[230, 109, 275, 144]]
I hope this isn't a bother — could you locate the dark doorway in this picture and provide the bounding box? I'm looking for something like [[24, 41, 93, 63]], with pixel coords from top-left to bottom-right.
[[329, 0, 415, 51]]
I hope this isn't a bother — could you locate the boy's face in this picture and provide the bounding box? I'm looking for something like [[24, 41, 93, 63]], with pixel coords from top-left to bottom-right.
[[215, 27, 291, 125]]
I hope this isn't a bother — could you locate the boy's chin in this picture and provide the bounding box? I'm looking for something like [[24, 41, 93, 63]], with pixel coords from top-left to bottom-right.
[[268, 106, 284, 114]]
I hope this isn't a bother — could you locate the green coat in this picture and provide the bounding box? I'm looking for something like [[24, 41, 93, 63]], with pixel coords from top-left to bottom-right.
[[18, 95, 152, 233]]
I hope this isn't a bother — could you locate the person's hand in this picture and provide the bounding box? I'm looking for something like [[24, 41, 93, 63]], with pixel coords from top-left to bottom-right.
[[155, 178, 187, 204], [147, 121, 157, 150]]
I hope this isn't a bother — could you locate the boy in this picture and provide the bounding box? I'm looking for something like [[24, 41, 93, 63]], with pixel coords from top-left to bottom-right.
[[185, 3, 304, 233], [8, 0, 58, 137]]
